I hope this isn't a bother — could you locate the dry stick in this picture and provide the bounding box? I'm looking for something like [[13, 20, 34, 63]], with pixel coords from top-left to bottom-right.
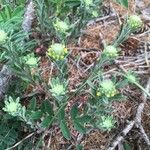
[[107, 78, 150, 150], [135, 78, 150, 148], [107, 121, 135, 150], [5, 132, 35, 150]]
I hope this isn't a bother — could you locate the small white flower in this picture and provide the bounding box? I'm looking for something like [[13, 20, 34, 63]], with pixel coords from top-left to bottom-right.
[[103, 45, 118, 58]]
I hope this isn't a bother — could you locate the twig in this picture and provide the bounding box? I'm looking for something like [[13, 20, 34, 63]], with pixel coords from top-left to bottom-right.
[[135, 78, 150, 148], [107, 78, 150, 150], [108, 121, 135, 150], [5, 132, 35, 150]]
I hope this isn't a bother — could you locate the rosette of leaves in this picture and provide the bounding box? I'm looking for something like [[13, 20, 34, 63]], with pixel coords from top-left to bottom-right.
[[49, 77, 68, 101], [47, 43, 68, 61]]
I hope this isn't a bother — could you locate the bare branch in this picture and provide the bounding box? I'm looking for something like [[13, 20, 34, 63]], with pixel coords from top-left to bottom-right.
[[107, 78, 150, 150], [107, 121, 135, 150], [5, 132, 35, 150]]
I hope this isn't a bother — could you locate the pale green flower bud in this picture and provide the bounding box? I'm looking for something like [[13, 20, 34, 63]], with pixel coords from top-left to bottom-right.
[[125, 72, 137, 83], [97, 80, 117, 98], [50, 78, 67, 98], [103, 45, 118, 58], [54, 19, 69, 34], [99, 115, 115, 131], [47, 43, 68, 60], [24, 53, 39, 67], [51, 84, 66, 96], [127, 15, 142, 30]]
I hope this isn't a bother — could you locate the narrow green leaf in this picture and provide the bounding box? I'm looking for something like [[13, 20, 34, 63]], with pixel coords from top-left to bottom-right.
[[28, 98, 36, 110], [76, 115, 91, 124], [65, 0, 81, 7], [117, 0, 128, 8], [30, 111, 43, 120], [71, 105, 78, 119], [123, 142, 132, 150], [58, 107, 65, 120], [40, 116, 52, 128], [60, 120, 71, 140], [116, 79, 128, 88], [43, 100, 54, 116], [5, 5, 12, 19], [73, 121, 86, 133], [12, 6, 23, 17], [76, 144, 83, 150]]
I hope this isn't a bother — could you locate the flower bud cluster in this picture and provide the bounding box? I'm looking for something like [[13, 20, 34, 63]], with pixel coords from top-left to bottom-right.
[[96, 80, 117, 98], [47, 43, 68, 60]]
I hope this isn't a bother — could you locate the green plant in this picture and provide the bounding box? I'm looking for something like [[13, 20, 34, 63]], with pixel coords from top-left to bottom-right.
[[124, 71, 150, 97], [3, 96, 36, 128], [113, 15, 143, 46], [49, 77, 68, 101], [0, 1, 149, 149], [34, 0, 102, 43]]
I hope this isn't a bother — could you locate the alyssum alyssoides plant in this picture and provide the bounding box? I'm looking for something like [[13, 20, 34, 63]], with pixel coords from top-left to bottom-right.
[[2, 15, 150, 147]]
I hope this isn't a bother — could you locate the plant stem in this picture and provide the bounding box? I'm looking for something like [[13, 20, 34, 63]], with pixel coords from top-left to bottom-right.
[[134, 82, 150, 97]]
